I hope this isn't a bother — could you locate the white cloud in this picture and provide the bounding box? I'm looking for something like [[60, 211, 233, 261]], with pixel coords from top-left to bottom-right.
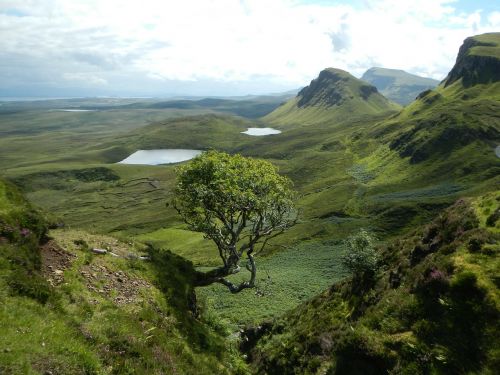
[[63, 72, 108, 86], [0, 0, 499, 96]]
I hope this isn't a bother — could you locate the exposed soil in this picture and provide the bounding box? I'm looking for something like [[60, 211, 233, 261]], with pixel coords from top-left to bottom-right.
[[40, 240, 76, 286], [80, 263, 152, 305]]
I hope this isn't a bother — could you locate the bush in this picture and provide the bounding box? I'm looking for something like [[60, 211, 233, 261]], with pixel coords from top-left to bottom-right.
[[341, 229, 379, 278]]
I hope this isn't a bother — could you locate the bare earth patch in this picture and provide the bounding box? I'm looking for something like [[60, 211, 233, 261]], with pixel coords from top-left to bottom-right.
[[80, 264, 152, 305], [40, 240, 76, 286]]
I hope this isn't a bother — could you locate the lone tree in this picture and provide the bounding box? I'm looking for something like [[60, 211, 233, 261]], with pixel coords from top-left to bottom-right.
[[173, 150, 297, 293]]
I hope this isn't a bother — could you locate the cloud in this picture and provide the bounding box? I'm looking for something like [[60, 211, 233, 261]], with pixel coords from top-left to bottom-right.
[[0, 0, 499, 97], [63, 72, 108, 86]]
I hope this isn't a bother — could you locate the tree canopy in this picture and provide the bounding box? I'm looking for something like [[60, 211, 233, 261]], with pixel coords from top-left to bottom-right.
[[173, 150, 297, 293]]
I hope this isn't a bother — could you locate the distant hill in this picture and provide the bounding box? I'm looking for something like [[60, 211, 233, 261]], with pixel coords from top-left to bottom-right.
[[361, 67, 439, 105], [264, 68, 401, 127], [145, 95, 290, 118], [246, 32, 500, 375], [372, 33, 500, 169]]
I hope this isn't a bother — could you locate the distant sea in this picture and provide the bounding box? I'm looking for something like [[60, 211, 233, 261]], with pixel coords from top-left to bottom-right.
[[0, 96, 155, 102], [0, 97, 81, 102]]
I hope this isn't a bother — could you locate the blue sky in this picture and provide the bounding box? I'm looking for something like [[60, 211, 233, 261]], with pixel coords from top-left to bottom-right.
[[0, 0, 498, 98]]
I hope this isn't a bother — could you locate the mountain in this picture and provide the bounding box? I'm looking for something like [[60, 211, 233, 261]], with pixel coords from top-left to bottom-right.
[[443, 33, 500, 88], [244, 32, 500, 374], [264, 68, 401, 127], [369, 33, 500, 174], [361, 67, 439, 106]]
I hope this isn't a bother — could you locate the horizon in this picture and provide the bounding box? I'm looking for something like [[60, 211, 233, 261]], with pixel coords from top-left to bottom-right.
[[1, 0, 499, 98]]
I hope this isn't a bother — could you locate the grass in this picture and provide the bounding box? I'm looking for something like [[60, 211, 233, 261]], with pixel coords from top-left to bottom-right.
[[197, 240, 348, 327], [0, 179, 249, 374], [0, 33, 499, 372], [248, 193, 500, 374]]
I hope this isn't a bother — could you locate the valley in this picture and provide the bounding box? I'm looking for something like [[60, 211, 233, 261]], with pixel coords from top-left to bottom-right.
[[1, 32, 499, 374]]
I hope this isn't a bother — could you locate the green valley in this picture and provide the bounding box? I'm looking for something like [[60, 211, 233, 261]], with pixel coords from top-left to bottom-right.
[[1, 32, 499, 374]]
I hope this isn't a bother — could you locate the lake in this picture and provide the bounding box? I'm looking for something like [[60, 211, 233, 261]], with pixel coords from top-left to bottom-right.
[[242, 127, 281, 136], [118, 149, 202, 165]]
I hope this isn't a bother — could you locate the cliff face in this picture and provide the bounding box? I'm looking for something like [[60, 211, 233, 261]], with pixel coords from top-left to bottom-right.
[[443, 33, 500, 87]]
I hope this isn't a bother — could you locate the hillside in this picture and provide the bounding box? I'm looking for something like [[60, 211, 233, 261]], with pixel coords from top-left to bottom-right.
[[0, 32, 499, 374], [263, 68, 400, 127], [365, 33, 500, 182], [361, 67, 439, 106], [244, 33, 500, 374], [0, 178, 248, 374], [247, 193, 500, 374]]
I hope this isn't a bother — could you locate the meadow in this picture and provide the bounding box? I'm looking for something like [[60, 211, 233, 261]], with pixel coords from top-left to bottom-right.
[[1, 82, 498, 328]]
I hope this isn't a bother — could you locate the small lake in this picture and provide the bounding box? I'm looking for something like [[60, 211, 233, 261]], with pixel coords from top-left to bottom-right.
[[118, 149, 202, 165], [242, 127, 281, 136]]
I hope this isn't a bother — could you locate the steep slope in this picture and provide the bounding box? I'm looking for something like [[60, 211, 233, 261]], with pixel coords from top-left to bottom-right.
[[443, 33, 500, 88], [365, 33, 500, 184], [245, 32, 500, 375], [0, 178, 248, 374], [247, 193, 500, 374], [264, 68, 400, 127], [361, 67, 439, 106]]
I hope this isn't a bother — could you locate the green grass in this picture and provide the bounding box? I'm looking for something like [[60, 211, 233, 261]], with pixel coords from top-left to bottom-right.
[[248, 193, 500, 374], [0, 179, 249, 374], [0, 34, 499, 372], [197, 240, 348, 327]]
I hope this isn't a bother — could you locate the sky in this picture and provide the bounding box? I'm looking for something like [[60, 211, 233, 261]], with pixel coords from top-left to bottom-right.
[[0, 0, 499, 98]]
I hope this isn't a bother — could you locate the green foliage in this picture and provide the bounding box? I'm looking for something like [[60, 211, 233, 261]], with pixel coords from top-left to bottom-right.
[[174, 150, 295, 239], [341, 229, 379, 277], [173, 150, 297, 291], [248, 195, 500, 374]]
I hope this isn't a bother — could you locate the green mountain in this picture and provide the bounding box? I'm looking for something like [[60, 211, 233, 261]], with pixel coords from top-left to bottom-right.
[[443, 33, 500, 88], [264, 68, 401, 127], [361, 67, 439, 106], [244, 32, 500, 374], [1, 32, 499, 374]]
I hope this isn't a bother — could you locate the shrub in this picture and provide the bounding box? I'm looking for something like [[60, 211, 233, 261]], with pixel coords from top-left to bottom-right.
[[341, 229, 379, 278]]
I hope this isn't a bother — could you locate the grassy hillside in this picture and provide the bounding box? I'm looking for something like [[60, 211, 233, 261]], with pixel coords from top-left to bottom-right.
[[264, 68, 401, 127], [0, 33, 498, 358], [247, 193, 500, 374], [0, 178, 248, 374], [361, 67, 439, 106]]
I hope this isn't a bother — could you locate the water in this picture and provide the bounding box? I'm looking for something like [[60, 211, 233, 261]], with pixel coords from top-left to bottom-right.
[[118, 149, 202, 165], [242, 127, 281, 136]]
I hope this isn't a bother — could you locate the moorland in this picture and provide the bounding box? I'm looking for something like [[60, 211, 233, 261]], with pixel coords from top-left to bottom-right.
[[0, 32, 499, 374]]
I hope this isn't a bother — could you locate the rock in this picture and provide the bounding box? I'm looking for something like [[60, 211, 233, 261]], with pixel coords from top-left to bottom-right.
[[54, 269, 63, 275], [92, 248, 107, 255]]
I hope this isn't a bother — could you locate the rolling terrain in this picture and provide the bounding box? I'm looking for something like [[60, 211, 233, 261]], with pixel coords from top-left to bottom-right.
[[0, 32, 499, 374], [361, 67, 439, 106]]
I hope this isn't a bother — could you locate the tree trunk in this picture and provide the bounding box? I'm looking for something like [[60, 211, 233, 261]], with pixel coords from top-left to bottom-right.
[[193, 252, 256, 293]]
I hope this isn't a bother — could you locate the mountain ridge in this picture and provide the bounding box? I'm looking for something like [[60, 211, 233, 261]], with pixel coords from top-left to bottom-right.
[[361, 67, 439, 106], [264, 67, 400, 127]]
